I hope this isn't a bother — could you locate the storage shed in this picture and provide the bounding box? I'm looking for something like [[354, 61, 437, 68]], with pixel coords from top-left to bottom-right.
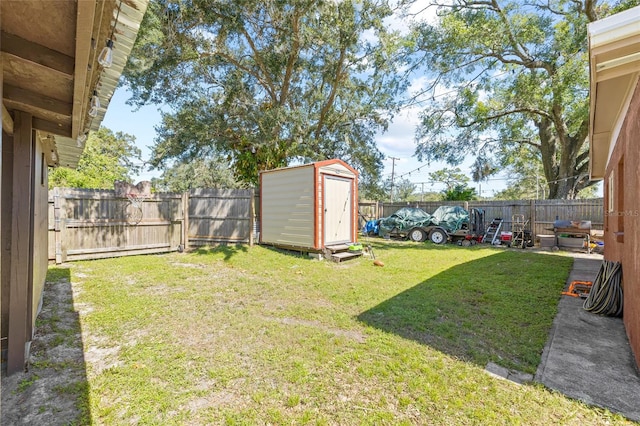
[[260, 159, 359, 254]]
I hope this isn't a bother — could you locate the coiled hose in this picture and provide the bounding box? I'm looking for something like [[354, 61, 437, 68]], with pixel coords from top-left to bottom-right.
[[583, 260, 623, 317]]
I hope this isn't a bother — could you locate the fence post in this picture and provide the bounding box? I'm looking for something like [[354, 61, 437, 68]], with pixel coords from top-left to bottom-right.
[[249, 189, 255, 246], [53, 187, 67, 264], [182, 191, 189, 251], [530, 199, 536, 237]]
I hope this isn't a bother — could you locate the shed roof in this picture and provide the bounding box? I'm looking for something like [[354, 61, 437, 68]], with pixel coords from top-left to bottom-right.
[[259, 159, 359, 177], [588, 5, 640, 180], [1, 0, 149, 168]]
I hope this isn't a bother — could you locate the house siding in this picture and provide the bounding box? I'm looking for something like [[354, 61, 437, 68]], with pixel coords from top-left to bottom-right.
[[604, 77, 640, 367]]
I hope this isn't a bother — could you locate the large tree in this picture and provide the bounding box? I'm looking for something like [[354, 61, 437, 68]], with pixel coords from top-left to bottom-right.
[[124, 0, 405, 186], [151, 157, 242, 192], [49, 127, 141, 189], [404, 0, 637, 199]]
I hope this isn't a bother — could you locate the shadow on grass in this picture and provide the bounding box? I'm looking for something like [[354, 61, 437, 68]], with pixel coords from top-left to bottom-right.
[[191, 244, 249, 261], [361, 237, 465, 252], [358, 250, 571, 374], [1, 267, 91, 425]]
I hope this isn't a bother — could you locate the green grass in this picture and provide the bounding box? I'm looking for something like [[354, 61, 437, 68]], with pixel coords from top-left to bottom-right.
[[62, 242, 631, 424]]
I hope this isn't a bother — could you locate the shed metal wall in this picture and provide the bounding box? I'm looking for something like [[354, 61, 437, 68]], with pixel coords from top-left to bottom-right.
[[260, 165, 316, 249]]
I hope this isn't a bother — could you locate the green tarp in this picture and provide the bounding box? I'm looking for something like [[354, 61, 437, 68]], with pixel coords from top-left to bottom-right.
[[378, 206, 470, 238]]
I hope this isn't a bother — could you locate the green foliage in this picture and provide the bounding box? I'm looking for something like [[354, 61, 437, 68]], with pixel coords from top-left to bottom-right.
[[151, 157, 243, 192], [442, 184, 476, 201], [405, 0, 636, 199], [49, 127, 141, 189], [382, 177, 416, 201], [125, 0, 406, 186], [428, 167, 470, 191]]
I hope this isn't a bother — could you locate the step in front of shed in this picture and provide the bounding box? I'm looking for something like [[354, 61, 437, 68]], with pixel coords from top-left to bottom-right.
[[324, 244, 363, 262]]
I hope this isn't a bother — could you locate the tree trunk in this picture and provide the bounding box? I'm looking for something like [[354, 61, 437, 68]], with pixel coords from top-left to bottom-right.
[[536, 118, 589, 199]]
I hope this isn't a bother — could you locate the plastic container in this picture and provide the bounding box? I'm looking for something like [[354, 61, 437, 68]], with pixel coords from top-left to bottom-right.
[[500, 232, 512, 242]]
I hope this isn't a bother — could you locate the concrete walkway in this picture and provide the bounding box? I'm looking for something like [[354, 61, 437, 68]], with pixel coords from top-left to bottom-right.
[[535, 254, 640, 422]]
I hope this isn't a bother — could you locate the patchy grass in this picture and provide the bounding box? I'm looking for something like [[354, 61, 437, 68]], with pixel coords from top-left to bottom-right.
[[11, 242, 635, 424], [2, 267, 91, 426]]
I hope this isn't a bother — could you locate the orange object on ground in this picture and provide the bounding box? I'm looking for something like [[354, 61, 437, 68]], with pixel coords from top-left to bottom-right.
[[562, 281, 593, 298]]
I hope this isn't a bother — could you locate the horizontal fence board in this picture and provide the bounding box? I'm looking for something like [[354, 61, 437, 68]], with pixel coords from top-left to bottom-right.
[[67, 242, 171, 255]]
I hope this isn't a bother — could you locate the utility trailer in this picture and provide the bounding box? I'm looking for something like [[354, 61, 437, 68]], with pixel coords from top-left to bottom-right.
[[372, 206, 485, 245], [404, 208, 485, 245]]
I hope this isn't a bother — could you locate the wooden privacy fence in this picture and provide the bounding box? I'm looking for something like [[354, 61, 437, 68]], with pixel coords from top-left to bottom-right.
[[187, 189, 254, 247], [50, 187, 603, 263], [358, 198, 604, 237], [48, 188, 255, 263]]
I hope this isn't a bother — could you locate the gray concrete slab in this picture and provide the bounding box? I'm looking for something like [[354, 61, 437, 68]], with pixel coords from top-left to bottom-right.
[[536, 256, 640, 422]]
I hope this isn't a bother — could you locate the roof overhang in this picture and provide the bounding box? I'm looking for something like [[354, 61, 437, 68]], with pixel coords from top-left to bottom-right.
[[1, 0, 148, 169], [588, 5, 640, 180]]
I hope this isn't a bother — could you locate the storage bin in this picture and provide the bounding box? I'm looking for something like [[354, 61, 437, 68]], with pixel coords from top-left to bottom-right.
[[538, 235, 555, 248]]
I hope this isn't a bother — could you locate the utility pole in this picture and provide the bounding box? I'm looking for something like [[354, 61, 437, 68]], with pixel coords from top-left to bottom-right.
[[389, 156, 399, 202]]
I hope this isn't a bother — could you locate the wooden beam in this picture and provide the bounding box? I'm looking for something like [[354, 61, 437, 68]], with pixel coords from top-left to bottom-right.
[[32, 117, 72, 138], [0, 31, 74, 76], [7, 111, 34, 375], [2, 103, 13, 135], [3, 84, 72, 117], [71, 0, 99, 139]]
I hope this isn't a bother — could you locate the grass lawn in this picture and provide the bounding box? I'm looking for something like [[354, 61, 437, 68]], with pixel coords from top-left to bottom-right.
[[24, 242, 634, 424]]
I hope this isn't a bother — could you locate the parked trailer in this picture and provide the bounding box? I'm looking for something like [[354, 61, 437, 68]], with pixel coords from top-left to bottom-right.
[[406, 225, 477, 245], [376, 207, 485, 245]]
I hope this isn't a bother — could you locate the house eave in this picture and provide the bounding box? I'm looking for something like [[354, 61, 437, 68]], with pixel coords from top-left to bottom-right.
[[588, 6, 640, 180]]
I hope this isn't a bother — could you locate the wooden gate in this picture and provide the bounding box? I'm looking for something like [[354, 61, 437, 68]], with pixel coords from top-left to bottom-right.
[[48, 188, 184, 263], [186, 188, 254, 247]]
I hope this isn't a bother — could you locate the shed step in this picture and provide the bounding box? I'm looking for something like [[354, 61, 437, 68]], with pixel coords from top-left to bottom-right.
[[325, 244, 351, 253], [331, 251, 362, 262]]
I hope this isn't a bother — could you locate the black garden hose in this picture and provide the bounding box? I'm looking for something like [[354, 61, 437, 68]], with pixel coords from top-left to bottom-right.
[[583, 260, 623, 317]]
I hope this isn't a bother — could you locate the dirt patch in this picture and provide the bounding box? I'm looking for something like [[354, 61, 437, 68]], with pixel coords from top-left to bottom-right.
[[1, 275, 90, 425], [264, 316, 368, 343]]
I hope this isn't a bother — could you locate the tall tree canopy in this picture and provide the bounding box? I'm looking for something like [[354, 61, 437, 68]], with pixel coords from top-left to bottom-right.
[[404, 0, 638, 199], [49, 128, 141, 189], [151, 157, 242, 192], [124, 0, 405, 189]]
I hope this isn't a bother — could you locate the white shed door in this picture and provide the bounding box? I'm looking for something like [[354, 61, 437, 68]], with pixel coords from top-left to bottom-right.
[[324, 176, 352, 245]]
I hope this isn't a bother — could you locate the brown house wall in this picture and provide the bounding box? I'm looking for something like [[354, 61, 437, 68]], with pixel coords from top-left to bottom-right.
[[604, 77, 640, 367], [32, 140, 48, 326], [1, 131, 12, 344], [1, 115, 49, 374]]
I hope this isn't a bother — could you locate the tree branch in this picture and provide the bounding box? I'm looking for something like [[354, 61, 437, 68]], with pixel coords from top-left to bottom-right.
[[279, 8, 301, 106], [314, 44, 348, 140], [238, 24, 278, 102], [457, 107, 553, 128]]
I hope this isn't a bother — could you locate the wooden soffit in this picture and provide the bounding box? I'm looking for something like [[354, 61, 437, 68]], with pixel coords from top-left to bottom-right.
[[1, 0, 149, 169], [588, 6, 640, 180]]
